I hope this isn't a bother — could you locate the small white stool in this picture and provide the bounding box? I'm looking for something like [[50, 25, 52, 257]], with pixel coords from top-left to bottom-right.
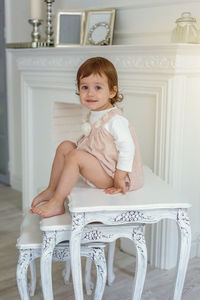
[[16, 213, 107, 300]]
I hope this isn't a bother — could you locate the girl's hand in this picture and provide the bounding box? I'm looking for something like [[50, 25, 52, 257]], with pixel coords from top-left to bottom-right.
[[104, 169, 127, 195]]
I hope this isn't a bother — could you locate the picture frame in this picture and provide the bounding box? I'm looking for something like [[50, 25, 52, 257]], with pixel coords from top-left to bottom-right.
[[55, 11, 85, 47], [83, 9, 115, 46]]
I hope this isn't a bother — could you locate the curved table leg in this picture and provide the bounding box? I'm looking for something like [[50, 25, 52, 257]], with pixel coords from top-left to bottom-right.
[[70, 213, 85, 300], [62, 260, 71, 285], [107, 241, 116, 286], [17, 248, 40, 300], [131, 227, 147, 300], [173, 209, 191, 300], [92, 247, 107, 300], [40, 231, 56, 300], [29, 260, 36, 296], [85, 257, 94, 295], [16, 249, 31, 300]]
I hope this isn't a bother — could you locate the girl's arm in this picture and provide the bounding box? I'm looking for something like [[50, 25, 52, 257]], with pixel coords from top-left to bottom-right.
[[105, 169, 127, 194], [104, 115, 134, 194]]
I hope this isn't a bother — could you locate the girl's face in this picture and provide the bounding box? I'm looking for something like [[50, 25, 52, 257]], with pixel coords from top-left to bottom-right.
[[79, 73, 117, 111]]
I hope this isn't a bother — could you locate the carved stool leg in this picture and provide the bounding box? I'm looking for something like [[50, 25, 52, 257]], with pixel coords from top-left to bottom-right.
[[70, 213, 85, 300], [107, 241, 116, 286], [173, 209, 191, 300], [40, 231, 56, 300], [52, 245, 71, 285], [85, 257, 94, 295], [29, 260, 36, 296], [62, 260, 71, 285], [90, 247, 107, 300], [17, 248, 40, 300], [131, 227, 147, 300], [16, 249, 31, 300]]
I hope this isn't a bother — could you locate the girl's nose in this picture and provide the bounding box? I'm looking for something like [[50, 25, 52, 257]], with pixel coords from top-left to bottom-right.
[[87, 88, 94, 96]]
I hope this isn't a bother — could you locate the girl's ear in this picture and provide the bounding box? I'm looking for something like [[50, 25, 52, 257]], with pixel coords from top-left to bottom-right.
[[110, 86, 117, 98]]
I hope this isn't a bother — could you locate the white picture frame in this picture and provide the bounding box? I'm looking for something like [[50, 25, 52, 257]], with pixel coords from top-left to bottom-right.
[[83, 9, 115, 46], [55, 11, 85, 47]]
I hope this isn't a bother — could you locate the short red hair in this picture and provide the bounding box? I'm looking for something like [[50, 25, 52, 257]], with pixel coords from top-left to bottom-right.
[[76, 57, 123, 105]]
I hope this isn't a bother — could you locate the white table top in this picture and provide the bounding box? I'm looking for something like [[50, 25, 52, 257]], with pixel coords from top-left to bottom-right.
[[68, 166, 191, 213], [40, 211, 72, 231]]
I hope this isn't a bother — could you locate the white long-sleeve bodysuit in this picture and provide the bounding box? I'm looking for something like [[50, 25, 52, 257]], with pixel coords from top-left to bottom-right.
[[89, 107, 135, 172]]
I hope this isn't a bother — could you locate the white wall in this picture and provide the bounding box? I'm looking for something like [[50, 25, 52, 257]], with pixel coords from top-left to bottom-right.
[[5, 0, 200, 44], [182, 77, 200, 254]]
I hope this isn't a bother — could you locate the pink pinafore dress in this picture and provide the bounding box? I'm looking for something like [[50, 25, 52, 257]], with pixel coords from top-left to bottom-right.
[[77, 108, 144, 191]]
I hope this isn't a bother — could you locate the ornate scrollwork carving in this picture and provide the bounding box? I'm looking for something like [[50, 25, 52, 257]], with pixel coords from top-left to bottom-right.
[[89, 248, 106, 280], [42, 231, 57, 256], [18, 249, 32, 267], [17, 248, 41, 282], [17, 54, 177, 72], [177, 209, 191, 236], [72, 213, 85, 231], [132, 229, 146, 256], [18, 248, 41, 267], [83, 230, 112, 241], [53, 246, 70, 261], [112, 210, 155, 224]]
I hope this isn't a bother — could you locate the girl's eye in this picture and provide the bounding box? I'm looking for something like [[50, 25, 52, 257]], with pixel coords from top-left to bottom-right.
[[95, 86, 101, 90], [81, 85, 88, 90]]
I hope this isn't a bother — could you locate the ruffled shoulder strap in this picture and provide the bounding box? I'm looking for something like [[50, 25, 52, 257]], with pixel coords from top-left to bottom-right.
[[94, 107, 123, 129]]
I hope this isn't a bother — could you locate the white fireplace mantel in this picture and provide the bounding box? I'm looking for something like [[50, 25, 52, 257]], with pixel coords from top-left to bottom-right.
[[13, 44, 200, 74], [6, 44, 200, 269]]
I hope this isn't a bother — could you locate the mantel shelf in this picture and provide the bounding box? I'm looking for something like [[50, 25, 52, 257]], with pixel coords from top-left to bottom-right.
[[6, 43, 200, 54]]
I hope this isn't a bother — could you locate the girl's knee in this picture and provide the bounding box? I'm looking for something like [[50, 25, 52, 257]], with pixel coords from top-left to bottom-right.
[[67, 149, 83, 162], [57, 141, 76, 155]]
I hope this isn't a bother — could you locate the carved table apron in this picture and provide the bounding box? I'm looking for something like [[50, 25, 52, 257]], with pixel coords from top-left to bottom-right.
[[69, 206, 191, 300]]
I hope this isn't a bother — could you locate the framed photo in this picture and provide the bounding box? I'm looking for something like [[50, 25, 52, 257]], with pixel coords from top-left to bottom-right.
[[83, 9, 115, 46], [55, 11, 85, 47]]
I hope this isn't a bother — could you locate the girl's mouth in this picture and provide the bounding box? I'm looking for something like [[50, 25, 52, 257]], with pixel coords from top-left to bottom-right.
[[86, 100, 97, 103]]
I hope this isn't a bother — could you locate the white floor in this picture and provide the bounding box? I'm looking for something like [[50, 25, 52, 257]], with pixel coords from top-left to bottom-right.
[[0, 183, 200, 300]]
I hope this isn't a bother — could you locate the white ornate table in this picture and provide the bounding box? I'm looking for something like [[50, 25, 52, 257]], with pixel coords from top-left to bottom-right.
[[68, 166, 191, 300], [40, 207, 146, 300]]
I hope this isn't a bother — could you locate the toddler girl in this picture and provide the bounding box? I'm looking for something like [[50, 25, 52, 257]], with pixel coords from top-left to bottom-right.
[[31, 57, 144, 218]]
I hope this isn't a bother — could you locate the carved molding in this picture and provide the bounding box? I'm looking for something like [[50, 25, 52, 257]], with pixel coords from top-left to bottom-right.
[[132, 229, 146, 256], [17, 248, 41, 270], [177, 209, 191, 236], [72, 213, 85, 231], [17, 56, 85, 71], [53, 247, 70, 262], [42, 231, 57, 255], [15, 45, 200, 74], [111, 210, 156, 224], [83, 230, 112, 241], [17, 54, 176, 72]]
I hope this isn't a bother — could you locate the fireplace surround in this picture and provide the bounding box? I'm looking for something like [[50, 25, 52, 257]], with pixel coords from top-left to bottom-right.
[[6, 44, 200, 268]]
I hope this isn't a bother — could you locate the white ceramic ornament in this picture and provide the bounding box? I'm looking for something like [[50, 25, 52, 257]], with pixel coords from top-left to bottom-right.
[[81, 122, 92, 136]]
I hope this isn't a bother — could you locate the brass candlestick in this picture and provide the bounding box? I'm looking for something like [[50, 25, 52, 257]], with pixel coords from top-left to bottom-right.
[[28, 19, 43, 47]]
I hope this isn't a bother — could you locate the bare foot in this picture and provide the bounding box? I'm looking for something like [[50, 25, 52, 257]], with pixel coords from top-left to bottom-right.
[[31, 198, 65, 218], [31, 188, 55, 209]]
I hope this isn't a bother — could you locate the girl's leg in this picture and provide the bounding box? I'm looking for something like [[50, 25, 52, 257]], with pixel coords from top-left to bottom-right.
[[31, 149, 113, 218], [31, 141, 77, 208]]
